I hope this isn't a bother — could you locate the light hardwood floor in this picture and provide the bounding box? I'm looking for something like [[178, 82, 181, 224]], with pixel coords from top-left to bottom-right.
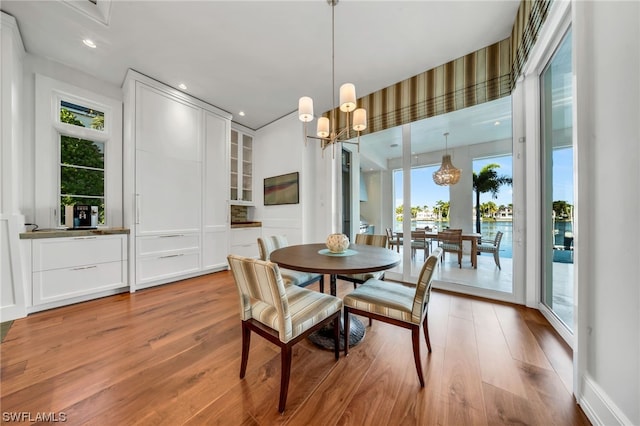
[[0, 270, 590, 425]]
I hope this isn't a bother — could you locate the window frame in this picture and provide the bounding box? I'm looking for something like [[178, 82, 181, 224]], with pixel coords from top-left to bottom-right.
[[34, 74, 122, 229]]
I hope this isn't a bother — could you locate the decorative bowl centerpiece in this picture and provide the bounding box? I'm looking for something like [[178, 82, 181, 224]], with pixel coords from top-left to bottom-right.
[[326, 233, 350, 253]]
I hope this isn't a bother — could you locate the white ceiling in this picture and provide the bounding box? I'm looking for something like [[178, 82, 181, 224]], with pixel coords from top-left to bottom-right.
[[1, 0, 520, 132]]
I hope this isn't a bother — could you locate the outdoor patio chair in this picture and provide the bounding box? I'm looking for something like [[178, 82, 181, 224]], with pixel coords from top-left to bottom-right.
[[477, 231, 503, 270], [438, 228, 463, 268], [385, 227, 401, 252]]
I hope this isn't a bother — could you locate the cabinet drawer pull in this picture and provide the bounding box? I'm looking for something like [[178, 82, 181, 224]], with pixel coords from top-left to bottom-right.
[[71, 265, 98, 271], [159, 234, 185, 238], [159, 253, 185, 259], [73, 236, 97, 240]]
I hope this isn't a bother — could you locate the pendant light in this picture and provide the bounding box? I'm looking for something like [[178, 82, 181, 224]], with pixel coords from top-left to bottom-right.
[[432, 132, 461, 186]]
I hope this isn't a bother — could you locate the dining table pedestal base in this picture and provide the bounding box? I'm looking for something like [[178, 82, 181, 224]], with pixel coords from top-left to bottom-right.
[[308, 315, 365, 351]]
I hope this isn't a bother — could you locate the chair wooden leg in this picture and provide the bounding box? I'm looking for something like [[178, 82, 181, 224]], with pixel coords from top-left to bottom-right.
[[319, 275, 325, 293], [422, 314, 432, 353], [411, 325, 425, 387], [344, 308, 351, 356], [240, 321, 251, 379], [457, 250, 462, 268], [333, 314, 340, 360], [279, 345, 293, 413]]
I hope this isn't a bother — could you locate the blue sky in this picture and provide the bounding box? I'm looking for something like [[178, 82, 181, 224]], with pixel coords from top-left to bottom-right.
[[393, 150, 573, 210]]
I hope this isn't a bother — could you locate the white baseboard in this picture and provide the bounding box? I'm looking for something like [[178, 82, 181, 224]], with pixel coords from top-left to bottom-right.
[[579, 373, 634, 426]]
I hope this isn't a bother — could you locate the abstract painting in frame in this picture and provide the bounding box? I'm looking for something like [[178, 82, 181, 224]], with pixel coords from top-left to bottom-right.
[[264, 172, 299, 205]]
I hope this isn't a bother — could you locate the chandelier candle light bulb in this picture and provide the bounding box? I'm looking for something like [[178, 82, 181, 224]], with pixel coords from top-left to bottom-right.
[[298, 97, 314, 122], [339, 83, 356, 112]]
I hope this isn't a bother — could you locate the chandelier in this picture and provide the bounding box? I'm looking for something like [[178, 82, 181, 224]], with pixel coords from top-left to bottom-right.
[[298, 0, 367, 158], [433, 132, 461, 186]]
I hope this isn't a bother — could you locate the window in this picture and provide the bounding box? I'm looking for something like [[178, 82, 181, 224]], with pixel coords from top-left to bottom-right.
[[59, 135, 105, 225], [35, 74, 122, 228]]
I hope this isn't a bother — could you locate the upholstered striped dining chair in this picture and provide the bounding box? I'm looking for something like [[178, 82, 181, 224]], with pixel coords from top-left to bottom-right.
[[227, 254, 342, 413], [258, 235, 325, 292], [336, 233, 388, 288], [342, 248, 442, 387]]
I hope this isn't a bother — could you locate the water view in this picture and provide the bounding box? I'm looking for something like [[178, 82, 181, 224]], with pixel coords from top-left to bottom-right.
[[395, 220, 573, 263]]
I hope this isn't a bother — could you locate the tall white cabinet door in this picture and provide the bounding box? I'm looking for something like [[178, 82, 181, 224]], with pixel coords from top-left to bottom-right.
[[135, 83, 201, 161], [203, 111, 229, 270], [134, 82, 202, 235], [135, 150, 201, 234]]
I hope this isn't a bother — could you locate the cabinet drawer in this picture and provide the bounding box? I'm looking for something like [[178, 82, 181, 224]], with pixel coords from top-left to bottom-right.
[[230, 228, 261, 246], [137, 234, 200, 256], [230, 243, 258, 258], [33, 261, 126, 305], [33, 236, 126, 272], [137, 252, 200, 284]]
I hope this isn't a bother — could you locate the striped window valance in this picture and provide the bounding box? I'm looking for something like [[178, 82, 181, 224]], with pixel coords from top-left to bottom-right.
[[322, 0, 552, 137], [511, 0, 553, 85], [326, 39, 512, 137]]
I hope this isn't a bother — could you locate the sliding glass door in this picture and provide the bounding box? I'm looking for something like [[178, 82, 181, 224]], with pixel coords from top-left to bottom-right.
[[357, 97, 514, 299], [540, 28, 574, 331]]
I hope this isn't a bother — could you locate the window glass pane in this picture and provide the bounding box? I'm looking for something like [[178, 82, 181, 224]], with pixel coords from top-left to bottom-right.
[[60, 134, 105, 226], [541, 28, 574, 331], [60, 100, 105, 131], [61, 135, 104, 168], [394, 165, 451, 232], [61, 166, 105, 197]]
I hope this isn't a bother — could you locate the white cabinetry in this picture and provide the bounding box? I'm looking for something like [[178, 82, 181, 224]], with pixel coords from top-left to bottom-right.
[[230, 227, 262, 258], [203, 111, 230, 271], [30, 235, 127, 311], [123, 70, 231, 290], [230, 128, 254, 205]]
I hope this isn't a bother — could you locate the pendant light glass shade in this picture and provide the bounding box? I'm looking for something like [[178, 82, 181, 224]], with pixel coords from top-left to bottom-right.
[[433, 132, 461, 186]]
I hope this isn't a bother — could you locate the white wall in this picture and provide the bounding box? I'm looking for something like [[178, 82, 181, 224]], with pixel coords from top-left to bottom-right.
[[573, 1, 640, 424], [1, 12, 27, 321]]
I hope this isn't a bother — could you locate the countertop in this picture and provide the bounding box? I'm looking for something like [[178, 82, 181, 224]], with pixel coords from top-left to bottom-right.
[[230, 221, 262, 229], [20, 227, 130, 239]]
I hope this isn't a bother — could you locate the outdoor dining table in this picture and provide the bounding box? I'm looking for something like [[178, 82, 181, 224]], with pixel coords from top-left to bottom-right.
[[270, 243, 400, 349], [395, 230, 482, 268]]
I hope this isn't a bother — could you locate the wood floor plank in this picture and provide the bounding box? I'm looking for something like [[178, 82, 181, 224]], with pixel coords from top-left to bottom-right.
[[336, 322, 409, 425], [438, 315, 488, 426], [482, 382, 536, 425], [0, 271, 589, 425], [472, 300, 528, 398], [493, 303, 554, 370], [386, 333, 446, 425]]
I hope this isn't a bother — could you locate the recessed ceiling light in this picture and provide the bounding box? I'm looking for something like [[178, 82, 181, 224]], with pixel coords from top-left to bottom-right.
[[494, 121, 501, 126], [238, 111, 245, 117], [178, 83, 187, 90], [82, 39, 97, 49]]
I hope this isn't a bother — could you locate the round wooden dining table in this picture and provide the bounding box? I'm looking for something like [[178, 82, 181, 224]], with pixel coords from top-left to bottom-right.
[[270, 243, 401, 349]]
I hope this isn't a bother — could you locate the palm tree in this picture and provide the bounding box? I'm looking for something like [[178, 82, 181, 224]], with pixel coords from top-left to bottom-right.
[[473, 164, 512, 233]]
